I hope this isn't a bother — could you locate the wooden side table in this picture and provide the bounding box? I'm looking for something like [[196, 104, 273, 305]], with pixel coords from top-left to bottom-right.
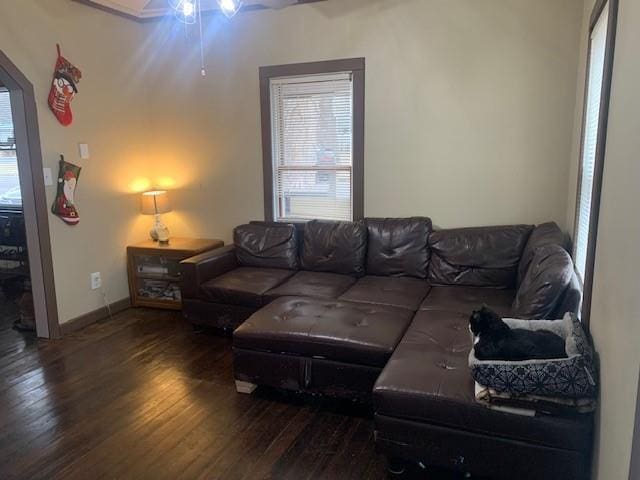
[[127, 237, 224, 310]]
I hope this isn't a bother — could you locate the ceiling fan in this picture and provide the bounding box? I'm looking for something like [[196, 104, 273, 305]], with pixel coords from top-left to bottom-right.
[[74, 0, 322, 75]]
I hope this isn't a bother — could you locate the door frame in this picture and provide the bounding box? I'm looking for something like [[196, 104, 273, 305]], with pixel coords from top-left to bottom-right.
[[630, 369, 640, 479], [0, 50, 60, 339]]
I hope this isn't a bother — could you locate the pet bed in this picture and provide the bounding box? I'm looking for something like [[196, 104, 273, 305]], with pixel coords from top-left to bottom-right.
[[469, 313, 597, 399]]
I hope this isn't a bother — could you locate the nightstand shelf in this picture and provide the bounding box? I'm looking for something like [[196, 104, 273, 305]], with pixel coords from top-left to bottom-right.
[[135, 273, 182, 282], [127, 237, 224, 310]]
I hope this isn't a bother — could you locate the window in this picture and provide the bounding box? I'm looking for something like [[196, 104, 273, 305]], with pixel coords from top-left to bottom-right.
[[573, 0, 618, 319], [260, 59, 364, 222], [0, 88, 20, 208]]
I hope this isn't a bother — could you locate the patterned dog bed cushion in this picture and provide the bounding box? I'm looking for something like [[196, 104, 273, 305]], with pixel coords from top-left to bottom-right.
[[469, 313, 597, 399]]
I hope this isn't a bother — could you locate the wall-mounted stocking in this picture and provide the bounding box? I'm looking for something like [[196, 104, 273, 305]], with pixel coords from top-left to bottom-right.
[[51, 156, 81, 226], [47, 44, 82, 126]]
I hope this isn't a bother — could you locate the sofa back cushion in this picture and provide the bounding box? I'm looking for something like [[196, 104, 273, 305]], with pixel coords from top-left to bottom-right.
[[517, 222, 566, 286], [301, 220, 367, 276], [233, 223, 298, 270], [512, 244, 574, 319], [428, 224, 533, 288], [365, 217, 432, 278]]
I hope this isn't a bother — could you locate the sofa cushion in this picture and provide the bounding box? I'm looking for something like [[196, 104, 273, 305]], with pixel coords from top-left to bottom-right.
[[428, 225, 533, 288], [301, 220, 367, 276], [201, 267, 294, 307], [339, 276, 431, 310], [233, 297, 414, 367], [517, 222, 566, 286], [419, 286, 515, 316], [365, 217, 432, 278], [512, 244, 574, 319], [264, 271, 356, 303], [234, 223, 298, 270], [373, 309, 593, 452]]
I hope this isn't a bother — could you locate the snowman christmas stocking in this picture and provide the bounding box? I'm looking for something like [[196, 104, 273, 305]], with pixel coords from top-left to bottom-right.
[[47, 45, 82, 127], [51, 156, 81, 225]]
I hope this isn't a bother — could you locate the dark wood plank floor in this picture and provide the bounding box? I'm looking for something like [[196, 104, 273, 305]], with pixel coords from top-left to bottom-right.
[[0, 307, 464, 480]]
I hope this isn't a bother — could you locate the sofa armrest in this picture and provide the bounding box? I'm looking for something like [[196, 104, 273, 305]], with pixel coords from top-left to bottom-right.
[[180, 245, 238, 298]]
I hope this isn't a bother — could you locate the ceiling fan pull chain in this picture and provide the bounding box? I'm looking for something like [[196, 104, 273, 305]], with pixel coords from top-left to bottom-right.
[[198, 0, 206, 76]]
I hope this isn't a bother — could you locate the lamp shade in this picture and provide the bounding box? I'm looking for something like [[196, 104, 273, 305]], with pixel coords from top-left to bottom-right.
[[141, 190, 171, 215]]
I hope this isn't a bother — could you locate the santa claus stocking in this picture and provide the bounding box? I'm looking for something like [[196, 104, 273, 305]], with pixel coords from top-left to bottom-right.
[[47, 44, 82, 127], [51, 156, 81, 225]]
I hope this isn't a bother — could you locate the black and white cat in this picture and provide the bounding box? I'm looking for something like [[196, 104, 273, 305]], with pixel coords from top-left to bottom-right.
[[469, 305, 567, 361]]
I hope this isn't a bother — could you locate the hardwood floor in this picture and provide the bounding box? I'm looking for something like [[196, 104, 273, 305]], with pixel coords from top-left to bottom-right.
[[0, 307, 464, 479]]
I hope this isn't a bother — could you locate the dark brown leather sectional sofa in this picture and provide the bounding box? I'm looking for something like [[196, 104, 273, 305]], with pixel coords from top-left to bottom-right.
[[180, 218, 591, 479]]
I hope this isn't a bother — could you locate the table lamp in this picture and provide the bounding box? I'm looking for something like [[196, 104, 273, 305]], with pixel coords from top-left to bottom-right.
[[141, 190, 171, 244]]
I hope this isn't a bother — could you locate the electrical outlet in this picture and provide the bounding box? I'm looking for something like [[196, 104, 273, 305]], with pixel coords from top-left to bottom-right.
[[90, 272, 102, 290]]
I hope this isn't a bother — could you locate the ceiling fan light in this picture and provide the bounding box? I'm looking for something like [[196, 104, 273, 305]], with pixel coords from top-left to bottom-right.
[[218, 0, 242, 18], [182, 0, 195, 16], [168, 0, 196, 24]]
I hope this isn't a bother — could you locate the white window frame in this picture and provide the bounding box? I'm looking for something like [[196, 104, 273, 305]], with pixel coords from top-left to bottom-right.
[[270, 72, 354, 222]]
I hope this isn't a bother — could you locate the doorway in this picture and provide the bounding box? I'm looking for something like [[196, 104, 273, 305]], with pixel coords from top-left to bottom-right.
[[0, 92, 32, 334], [0, 50, 59, 339]]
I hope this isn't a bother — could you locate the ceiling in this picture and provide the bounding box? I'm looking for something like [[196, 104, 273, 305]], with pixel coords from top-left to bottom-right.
[[73, 0, 323, 21]]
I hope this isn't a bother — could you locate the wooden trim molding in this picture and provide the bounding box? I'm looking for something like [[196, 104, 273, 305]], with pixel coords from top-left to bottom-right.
[[590, 0, 610, 30], [573, 0, 618, 328], [0, 50, 61, 339], [60, 298, 131, 335], [72, 0, 327, 23], [630, 368, 640, 480], [259, 58, 365, 222], [72, 0, 146, 22]]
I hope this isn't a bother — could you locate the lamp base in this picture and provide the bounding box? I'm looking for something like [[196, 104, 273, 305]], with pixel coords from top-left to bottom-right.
[[150, 214, 170, 244]]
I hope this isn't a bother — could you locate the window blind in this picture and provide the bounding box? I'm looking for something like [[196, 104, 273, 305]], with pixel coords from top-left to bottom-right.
[[0, 89, 14, 147], [0, 88, 20, 207], [270, 72, 353, 222], [574, 5, 609, 281]]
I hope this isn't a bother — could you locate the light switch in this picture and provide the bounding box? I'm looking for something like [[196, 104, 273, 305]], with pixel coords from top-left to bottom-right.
[[43, 168, 53, 186], [79, 143, 90, 160]]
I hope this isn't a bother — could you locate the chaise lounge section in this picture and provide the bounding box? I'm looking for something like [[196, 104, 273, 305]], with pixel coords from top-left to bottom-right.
[[373, 309, 593, 480]]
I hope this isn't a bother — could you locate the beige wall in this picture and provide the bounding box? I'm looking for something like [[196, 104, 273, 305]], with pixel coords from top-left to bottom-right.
[[570, 0, 640, 478], [0, 0, 153, 323], [142, 0, 584, 243], [0, 1, 586, 322]]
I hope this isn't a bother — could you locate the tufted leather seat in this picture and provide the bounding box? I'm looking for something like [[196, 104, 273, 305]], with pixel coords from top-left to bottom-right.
[[233, 296, 414, 367], [264, 271, 356, 303], [201, 267, 294, 307], [419, 286, 515, 316], [339, 275, 431, 310]]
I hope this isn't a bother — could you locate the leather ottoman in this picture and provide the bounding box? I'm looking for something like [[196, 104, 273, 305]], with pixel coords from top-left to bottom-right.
[[373, 309, 594, 480], [232, 296, 414, 400]]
